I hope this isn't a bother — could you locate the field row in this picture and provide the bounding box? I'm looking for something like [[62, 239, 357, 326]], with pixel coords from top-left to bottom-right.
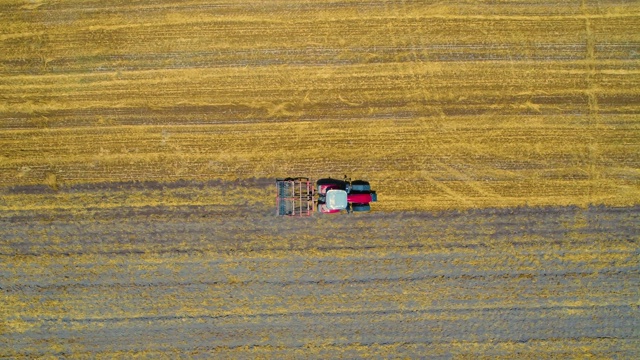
[[2, 205, 638, 357], [2, 201, 638, 358], [1, 0, 638, 66], [1, 116, 638, 210], [1, 61, 639, 121]]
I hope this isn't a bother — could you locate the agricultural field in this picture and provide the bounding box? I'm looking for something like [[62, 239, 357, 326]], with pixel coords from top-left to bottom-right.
[[1, 0, 639, 358]]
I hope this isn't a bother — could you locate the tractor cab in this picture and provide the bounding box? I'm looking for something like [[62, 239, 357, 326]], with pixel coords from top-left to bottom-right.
[[325, 189, 348, 210]]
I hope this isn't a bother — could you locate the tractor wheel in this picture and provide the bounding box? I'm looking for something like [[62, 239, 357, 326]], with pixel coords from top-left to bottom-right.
[[351, 203, 371, 212], [351, 180, 370, 192], [317, 178, 345, 192], [316, 178, 340, 185]]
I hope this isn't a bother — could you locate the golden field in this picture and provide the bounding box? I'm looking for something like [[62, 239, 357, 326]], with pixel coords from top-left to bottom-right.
[[1, 0, 639, 358], [1, 0, 639, 210]]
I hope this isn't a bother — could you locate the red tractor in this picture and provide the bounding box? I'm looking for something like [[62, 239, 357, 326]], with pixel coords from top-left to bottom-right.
[[276, 176, 377, 216]]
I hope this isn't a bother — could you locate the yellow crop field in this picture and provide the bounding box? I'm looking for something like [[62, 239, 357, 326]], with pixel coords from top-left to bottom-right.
[[1, 0, 638, 358]]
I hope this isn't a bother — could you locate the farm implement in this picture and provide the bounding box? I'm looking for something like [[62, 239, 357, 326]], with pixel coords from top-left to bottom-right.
[[276, 177, 377, 216]]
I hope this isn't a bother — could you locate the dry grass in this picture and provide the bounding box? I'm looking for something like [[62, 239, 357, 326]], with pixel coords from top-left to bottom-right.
[[1, 0, 639, 357]]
